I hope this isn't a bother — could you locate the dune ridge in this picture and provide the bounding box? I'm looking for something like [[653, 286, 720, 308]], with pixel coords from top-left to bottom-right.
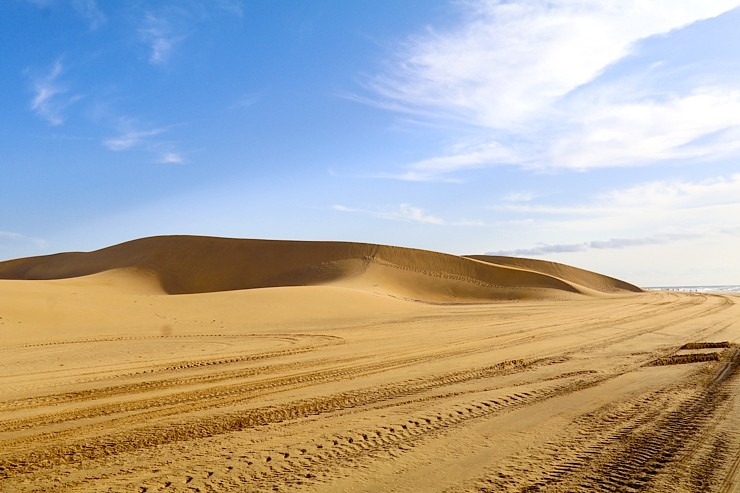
[[466, 255, 643, 294], [0, 235, 641, 302]]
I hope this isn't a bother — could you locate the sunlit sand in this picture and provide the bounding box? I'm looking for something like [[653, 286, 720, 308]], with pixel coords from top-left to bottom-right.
[[0, 236, 737, 492]]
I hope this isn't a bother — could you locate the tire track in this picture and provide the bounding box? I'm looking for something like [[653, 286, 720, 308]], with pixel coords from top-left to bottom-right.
[[0, 335, 345, 412], [6, 291, 713, 415], [1, 292, 735, 491], [2, 294, 728, 454], [0, 342, 510, 436], [234, 374, 610, 492], [3, 294, 696, 420], [7, 370, 612, 492], [475, 345, 740, 492], [0, 357, 559, 478]]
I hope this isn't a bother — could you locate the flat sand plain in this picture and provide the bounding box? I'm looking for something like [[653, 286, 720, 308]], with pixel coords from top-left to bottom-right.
[[0, 238, 738, 492]]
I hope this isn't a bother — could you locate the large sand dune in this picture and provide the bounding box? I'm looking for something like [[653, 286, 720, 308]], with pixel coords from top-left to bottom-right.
[[0, 235, 640, 302], [0, 237, 737, 493]]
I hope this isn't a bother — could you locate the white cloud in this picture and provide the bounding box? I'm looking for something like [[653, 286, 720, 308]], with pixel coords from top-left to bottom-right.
[[374, 1, 736, 127], [139, 14, 181, 65], [333, 203, 486, 227], [29, 60, 80, 126], [492, 172, 740, 217], [494, 203, 609, 215], [550, 87, 740, 169], [489, 174, 740, 257], [136, 2, 245, 65], [103, 121, 186, 164], [599, 174, 740, 210], [333, 204, 445, 225], [488, 233, 702, 256], [369, 0, 740, 178], [158, 151, 185, 164], [0, 231, 47, 249], [104, 125, 167, 151], [404, 140, 520, 179]]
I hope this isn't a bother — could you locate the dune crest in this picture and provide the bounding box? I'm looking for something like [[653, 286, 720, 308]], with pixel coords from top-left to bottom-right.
[[0, 235, 642, 302], [466, 255, 643, 294]]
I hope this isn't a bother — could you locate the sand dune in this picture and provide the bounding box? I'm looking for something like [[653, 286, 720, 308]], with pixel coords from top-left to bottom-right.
[[0, 235, 640, 302], [466, 255, 643, 293], [0, 236, 738, 492]]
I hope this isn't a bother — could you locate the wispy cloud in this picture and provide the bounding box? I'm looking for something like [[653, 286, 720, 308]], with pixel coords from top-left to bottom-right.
[[72, 0, 106, 29], [157, 151, 185, 165], [493, 175, 740, 217], [550, 87, 740, 170], [367, 0, 740, 178], [333, 203, 485, 226], [103, 120, 185, 164], [29, 60, 80, 126], [600, 174, 740, 210], [333, 204, 445, 225], [488, 173, 740, 256], [137, 2, 244, 65], [390, 140, 520, 181], [104, 125, 168, 151], [0, 231, 47, 249], [139, 13, 181, 65], [488, 233, 700, 256]]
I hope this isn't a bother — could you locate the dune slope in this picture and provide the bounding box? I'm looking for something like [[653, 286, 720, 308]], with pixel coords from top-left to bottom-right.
[[466, 255, 643, 293], [0, 236, 640, 302]]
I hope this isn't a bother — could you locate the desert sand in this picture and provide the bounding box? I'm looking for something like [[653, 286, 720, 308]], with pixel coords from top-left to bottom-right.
[[0, 236, 737, 492]]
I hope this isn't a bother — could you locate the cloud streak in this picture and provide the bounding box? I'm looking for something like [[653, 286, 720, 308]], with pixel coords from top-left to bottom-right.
[[139, 13, 181, 65], [29, 60, 79, 126], [103, 120, 185, 164], [389, 141, 520, 181], [104, 125, 168, 151], [333, 204, 445, 225], [368, 0, 740, 178], [487, 173, 740, 258], [494, 174, 740, 220], [333, 203, 485, 226], [157, 151, 185, 165], [600, 174, 740, 210], [487, 233, 700, 256], [0, 231, 47, 249]]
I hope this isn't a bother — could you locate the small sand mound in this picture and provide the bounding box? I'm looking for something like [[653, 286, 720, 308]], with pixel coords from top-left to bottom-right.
[[0, 236, 642, 302]]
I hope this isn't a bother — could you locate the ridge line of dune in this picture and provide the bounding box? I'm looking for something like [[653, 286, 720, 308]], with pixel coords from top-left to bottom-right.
[[366, 255, 582, 293], [0, 235, 642, 302]]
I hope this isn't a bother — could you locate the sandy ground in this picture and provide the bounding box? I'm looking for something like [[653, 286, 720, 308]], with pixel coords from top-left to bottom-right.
[[0, 269, 738, 493]]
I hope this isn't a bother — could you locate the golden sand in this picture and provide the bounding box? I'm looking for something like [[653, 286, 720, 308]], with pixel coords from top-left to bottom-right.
[[0, 236, 737, 492]]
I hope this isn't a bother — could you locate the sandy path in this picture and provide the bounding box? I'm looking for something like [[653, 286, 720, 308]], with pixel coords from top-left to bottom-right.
[[0, 289, 738, 492]]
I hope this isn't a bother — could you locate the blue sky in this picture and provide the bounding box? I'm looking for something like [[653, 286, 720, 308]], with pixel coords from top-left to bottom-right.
[[2, 0, 740, 286]]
